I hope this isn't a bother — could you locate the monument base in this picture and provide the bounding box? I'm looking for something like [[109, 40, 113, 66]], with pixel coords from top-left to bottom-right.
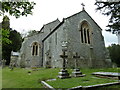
[[58, 69, 71, 79], [72, 69, 86, 77]]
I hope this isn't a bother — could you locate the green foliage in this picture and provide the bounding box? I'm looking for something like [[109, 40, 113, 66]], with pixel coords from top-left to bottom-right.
[[1, 15, 11, 46], [95, 2, 120, 33], [1, 1, 36, 64], [1, 1, 36, 18], [1, 29, 12, 45], [2, 29, 22, 65], [1, 15, 10, 29], [107, 44, 120, 67], [1, 16, 22, 65], [9, 30, 22, 51]]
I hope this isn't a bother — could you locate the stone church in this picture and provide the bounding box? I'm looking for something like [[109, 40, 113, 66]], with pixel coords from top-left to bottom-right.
[[17, 9, 112, 68]]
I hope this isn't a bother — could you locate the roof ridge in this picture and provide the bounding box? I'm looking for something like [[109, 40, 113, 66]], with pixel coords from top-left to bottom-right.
[[64, 10, 84, 20], [43, 18, 60, 26], [39, 18, 60, 33]]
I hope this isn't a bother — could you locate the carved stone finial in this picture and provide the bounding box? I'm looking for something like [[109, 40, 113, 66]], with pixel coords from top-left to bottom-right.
[[81, 3, 85, 10]]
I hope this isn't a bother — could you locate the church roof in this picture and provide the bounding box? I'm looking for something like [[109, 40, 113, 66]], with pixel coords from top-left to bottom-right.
[[42, 10, 102, 42], [42, 20, 64, 42], [65, 10, 102, 30], [39, 19, 60, 33]]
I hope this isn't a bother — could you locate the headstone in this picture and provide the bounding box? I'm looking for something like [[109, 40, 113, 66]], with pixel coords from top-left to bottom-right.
[[58, 50, 70, 79], [72, 52, 85, 77], [2, 59, 6, 68], [9, 60, 15, 70]]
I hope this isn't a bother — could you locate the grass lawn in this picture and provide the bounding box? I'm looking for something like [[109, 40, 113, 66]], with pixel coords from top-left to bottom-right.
[[2, 67, 59, 88], [47, 68, 120, 88], [2, 67, 120, 88], [0, 67, 2, 89]]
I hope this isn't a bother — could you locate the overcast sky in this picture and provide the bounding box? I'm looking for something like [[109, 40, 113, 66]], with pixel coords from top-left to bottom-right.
[[1, 0, 118, 46]]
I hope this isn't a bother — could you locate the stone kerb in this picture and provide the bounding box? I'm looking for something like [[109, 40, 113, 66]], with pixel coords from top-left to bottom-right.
[[41, 80, 120, 90], [92, 72, 120, 80]]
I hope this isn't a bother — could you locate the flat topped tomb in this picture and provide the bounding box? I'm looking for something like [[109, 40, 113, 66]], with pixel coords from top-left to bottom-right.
[[92, 72, 120, 80]]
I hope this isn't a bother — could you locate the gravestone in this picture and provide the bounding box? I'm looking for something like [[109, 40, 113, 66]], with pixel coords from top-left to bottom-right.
[[9, 60, 15, 70], [9, 51, 19, 70], [2, 59, 6, 68], [72, 52, 85, 77], [58, 49, 70, 79]]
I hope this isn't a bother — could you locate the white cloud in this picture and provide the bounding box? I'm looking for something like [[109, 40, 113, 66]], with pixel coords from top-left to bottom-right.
[[8, 0, 118, 46]]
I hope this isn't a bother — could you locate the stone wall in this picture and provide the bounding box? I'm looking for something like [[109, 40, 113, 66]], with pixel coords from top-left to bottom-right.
[[43, 10, 110, 68], [18, 19, 60, 68]]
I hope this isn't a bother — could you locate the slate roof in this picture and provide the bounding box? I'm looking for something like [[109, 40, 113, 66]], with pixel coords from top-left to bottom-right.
[[39, 18, 60, 33], [42, 10, 102, 42]]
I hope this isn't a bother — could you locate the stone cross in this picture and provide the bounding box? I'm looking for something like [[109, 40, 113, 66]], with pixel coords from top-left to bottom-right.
[[58, 50, 70, 79], [60, 51, 68, 69], [81, 3, 85, 10], [73, 52, 80, 69], [72, 52, 85, 77]]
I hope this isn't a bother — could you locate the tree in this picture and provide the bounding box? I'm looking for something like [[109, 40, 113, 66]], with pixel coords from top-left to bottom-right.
[[1, 1, 36, 46], [2, 28, 11, 45], [107, 44, 120, 67], [9, 30, 22, 52], [1, 1, 36, 65], [1, 16, 22, 65], [1, 15, 11, 45], [95, 1, 120, 33], [2, 29, 22, 65], [0, 1, 36, 18], [27, 30, 38, 37]]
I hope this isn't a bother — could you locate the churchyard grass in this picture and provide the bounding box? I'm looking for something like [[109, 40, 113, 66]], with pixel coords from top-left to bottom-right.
[[47, 68, 119, 88], [2, 67, 59, 88], [2, 67, 120, 88], [0, 67, 2, 89]]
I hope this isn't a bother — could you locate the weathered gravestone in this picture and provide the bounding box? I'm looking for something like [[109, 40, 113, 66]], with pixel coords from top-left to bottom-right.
[[58, 41, 70, 79], [2, 59, 6, 68], [9, 51, 19, 70], [72, 52, 85, 77], [58, 49, 70, 79]]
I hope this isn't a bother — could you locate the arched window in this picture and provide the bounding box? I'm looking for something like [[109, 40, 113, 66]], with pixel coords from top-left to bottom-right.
[[32, 42, 39, 56], [80, 21, 91, 44]]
